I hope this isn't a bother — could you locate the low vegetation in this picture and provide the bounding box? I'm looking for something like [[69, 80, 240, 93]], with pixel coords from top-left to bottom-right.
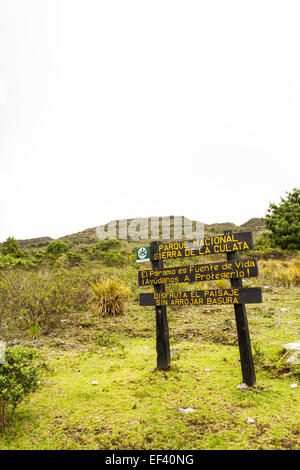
[[258, 259, 300, 287], [0, 347, 39, 432]]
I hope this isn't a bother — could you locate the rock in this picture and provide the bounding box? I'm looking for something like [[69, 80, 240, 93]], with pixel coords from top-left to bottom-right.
[[92, 381, 98, 386], [246, 417, 256, 424], [204, 369, 211, 372], [290, 383, 298, 389], [286, 354, 300, 365], [179, 408, 195, 413], [283, 342, 300, 351], [237, 383, 249, 391], [281, 308, 289, 312], [283, 343, 300, 365], [171, 348, 180, 357]]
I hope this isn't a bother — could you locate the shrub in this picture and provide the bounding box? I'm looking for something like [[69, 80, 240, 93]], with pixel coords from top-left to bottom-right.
[[0, 237, 23, 258], [258, 258, 300, 287], [255, 232, 274, 249], [0, 238, 36, 270], [65, 251, 83, 266], [0, 346, 39, 432], [0, 269, 91, 333], [46, 240, 69, 257], [0, 253, 39, 270], [92, 239, 121, 253], [101, 251, 126, 266], [90, 243, 126, 265], [266, 188, 300, 250], [32, 252, 46, 263], [287, 258, 300, 286], [249, 248, 288, 260], [89, 278, 129, 317]]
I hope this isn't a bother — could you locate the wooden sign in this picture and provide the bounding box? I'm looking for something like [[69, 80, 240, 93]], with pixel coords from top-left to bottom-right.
[[136, 231, 262, 387], [150, 231, 254, 261], [138, 258, 258, 286], [140, 287, 262, 306]]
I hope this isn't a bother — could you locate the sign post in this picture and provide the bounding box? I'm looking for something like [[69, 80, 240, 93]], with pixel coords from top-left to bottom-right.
[[150, 241, 171, 370], [225, 231, 256, 387]]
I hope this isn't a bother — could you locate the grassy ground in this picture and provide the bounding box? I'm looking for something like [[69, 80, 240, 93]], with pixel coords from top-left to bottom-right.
[[0, 286, 299, 450]]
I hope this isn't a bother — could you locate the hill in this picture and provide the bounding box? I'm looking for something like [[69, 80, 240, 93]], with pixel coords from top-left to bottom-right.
[[15, 216, 265, 252]]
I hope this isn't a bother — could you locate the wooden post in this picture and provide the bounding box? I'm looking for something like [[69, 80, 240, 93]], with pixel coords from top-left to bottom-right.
[[150, 241, 171, 370], [225, 231, 256, 387]]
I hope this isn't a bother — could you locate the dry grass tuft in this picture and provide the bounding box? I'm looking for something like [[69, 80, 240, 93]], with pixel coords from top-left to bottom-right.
[[88, 278, 129, 317], [259, 258, 300, 287]]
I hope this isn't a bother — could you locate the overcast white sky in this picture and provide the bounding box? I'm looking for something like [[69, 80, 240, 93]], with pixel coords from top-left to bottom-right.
[[0, 1, 299, 242]]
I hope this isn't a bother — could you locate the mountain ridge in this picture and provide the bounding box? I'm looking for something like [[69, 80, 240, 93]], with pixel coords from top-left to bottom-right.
[[15, 217, 265, 252]]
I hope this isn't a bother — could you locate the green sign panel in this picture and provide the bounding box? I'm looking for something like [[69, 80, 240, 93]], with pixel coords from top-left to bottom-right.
[[136, 246, 150, 263]]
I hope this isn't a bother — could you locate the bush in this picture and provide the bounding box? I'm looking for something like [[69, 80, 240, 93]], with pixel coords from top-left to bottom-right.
[[89, 278, 129, 317], [93, 331, 124, 348], [259, 258, 300, 287], [92, 239, 121, 253], [101, 251, 126, 266], [90, 239, 125, 265], [46, 240, 69, 257], [255, 232, 274, 249], [248, 248, 288, 260], [65, 251, 83, 266], [0, 346, 39, 432], [266, 188, 300, 250], [0, 237, 23, 258], [90, 241, 126, 265], [0, 269, 91, 333], [0, 253, 36, 270], [0, 238, 36, 270]]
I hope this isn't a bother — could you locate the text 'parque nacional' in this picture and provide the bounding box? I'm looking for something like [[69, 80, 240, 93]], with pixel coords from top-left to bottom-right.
[[150, 231, 254, 260]]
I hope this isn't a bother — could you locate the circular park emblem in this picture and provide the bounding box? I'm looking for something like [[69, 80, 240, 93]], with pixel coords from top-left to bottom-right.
[[138, 247, 147, 259]]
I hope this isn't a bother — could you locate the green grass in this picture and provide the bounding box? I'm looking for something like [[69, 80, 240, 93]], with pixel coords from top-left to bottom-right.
[[0, 287, 299, 450]]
